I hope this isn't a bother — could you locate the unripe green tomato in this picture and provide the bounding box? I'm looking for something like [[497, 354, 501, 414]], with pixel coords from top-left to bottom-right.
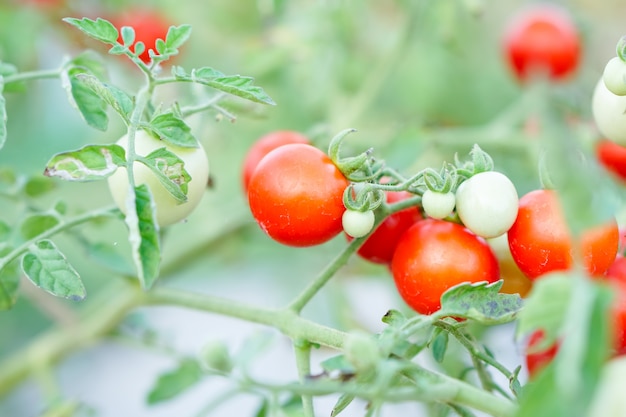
[[455, 171, 518, 239], [342, 209, 375, 238], [603, 57, 626, 96], [344, 331, 381, 374], [592, 77, 626, 146], [200, 340, 232, 374], [107, 130, 209, 227], [422, 190, 456, 220]]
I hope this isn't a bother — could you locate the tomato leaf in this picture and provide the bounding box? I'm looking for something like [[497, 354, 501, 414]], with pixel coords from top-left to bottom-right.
[[75, 73, 134, 122], [62, 68, 108, 131], [137, 148, 190, 203], [330, 393, 355, 417], [147, 358, 203, 404], [120, 26, 135, 47], [0, 247, 19, 310], [125, 184, 160, 289], [21, 240, 85, 301], [63, 17, 119, 45], [144, 112, 197, 148], [83, 240, 134, 276], [165, 25, 192, 51], [44, 144, 126, 181], [437, 280, 523, 324], [430, 329, 449, 363], [20, 213, 60, 240], [68, 50, 108, 80], [173, 66, 276, 105]]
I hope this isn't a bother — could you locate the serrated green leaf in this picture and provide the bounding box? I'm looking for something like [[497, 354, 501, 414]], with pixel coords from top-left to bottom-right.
[[431, 329, 449, 363], [330, 393, 355, 417], [64, 68, 108, 131], [155, 38, 167, 55], [147, 358, 203, 404], [137, 148, 190, 203], [21, 240, 85, 301], [165, 25, 191, 51], [175, 66, 275, 105], [63, 17, 119, 45], [0, 78, 6, 151], [516, 273, 572, 349], [44, 144, 126, 181], [75, 73, 133, 121], [145, 112, 197, 148], [125, 184, 160, 289], [24, 176, 56, 197], [381, 309, 407, 327], [120, 26, 135, 47], [0, 246, 19, 311], [437, 280, 523, 324], [20, 213, 60, 240], [68, 50, 107, 80]]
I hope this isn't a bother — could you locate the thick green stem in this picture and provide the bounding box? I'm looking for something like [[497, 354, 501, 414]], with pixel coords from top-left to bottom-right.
[[0, 281, 141, 398], [293, 340, 315, 417]]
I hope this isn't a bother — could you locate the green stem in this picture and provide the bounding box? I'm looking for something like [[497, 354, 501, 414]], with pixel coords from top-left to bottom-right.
[[0, 205, 119, 271], [3, 69, 61, 86], [286, 236, 363, 313], [0, 281, 141, 398], [179, 93, 228, 118], [144, 287, 347, 350], [293, 340, 315, 417]]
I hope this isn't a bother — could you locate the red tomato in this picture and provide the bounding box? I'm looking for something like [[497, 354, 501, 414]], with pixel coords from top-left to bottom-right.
[[525, 330, 560, 378], [597, 139, 626, 182], [503, 5, 580, 81], [242, 131, 309, 192], [247, 144, 349, 247], [507, 190, 619, 280], [606, 256, 626, 355], [391, 219, 499, 315], [111, 8, 173, 64], [347, 191, 422, 264]]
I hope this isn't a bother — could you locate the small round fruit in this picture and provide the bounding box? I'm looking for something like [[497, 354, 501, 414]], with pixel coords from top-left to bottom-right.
[[597, 139, 626, 181], [247, 143, 349, 247], [391, 219, 499, 315], [342, 209, 375, 238], [603, 57, 626, 96], [349, 191, 422, 264], [422, 190, 455, 220], [507, 189, 619, 279], [107, 130, 209, 227], [455, 171, 519, 239], [242, 130, 309, 192], [592, 77, 626, 146], [525, 330, 559, 378], [503, 5, 580, 81]]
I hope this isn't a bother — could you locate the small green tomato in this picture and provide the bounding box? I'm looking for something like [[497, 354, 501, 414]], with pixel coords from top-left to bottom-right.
[[107, 130, 210, 227], [592, 77, 626, 146], [603, 56, 626, 96], [342, 209, 375, 238], [422, 189, 455, 220], [455, 171, 518, 239]]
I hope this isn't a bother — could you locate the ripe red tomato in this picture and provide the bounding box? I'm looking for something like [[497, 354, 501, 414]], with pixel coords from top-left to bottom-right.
[[247, 144, 349, 247], [597, 139, 626, 182], [507, 189, 619, 280], [503, 5, 580, 82], [111, 8, 173, 64], [525, 330, 560, 378], [348, 191, 422, 264], [242, 131, 309, 192], [391, 219, 499, 315]]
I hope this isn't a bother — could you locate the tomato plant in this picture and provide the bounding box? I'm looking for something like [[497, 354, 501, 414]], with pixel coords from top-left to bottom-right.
[[503, 5, 580, 81], [391, 219, 499, 315], [106, 129, 210, 228], [241, 130, 309, 192], [348, 190, 422, 264], [507, 189, 619, 280], [247, 143, 349, 247]]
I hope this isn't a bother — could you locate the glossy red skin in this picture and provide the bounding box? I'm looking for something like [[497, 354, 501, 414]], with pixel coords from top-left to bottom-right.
[[605, 256, 626, 355], [507, 189, 619, 280], [111, 8, 172, 64], [391, 219, 499, 315], [525, 330, 560, 378], [248, 144, 349, 247], [503, 5, 580, 81], [348, 191, 422, 264], [597, 139, 626, 182], [242, 131, 309, 192]]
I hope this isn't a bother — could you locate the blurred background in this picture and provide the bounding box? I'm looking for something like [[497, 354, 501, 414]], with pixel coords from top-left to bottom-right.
[[1, 0, 625, 416]]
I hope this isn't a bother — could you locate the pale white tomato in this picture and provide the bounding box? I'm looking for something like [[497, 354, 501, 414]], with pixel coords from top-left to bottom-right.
[[592, 77, 626, 146], [421, 190, 456, 220], [455, 171, 518, 239], [342, 209, 375, 238], [107, 130, 209, 227], [603, 56, 626, 96]]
